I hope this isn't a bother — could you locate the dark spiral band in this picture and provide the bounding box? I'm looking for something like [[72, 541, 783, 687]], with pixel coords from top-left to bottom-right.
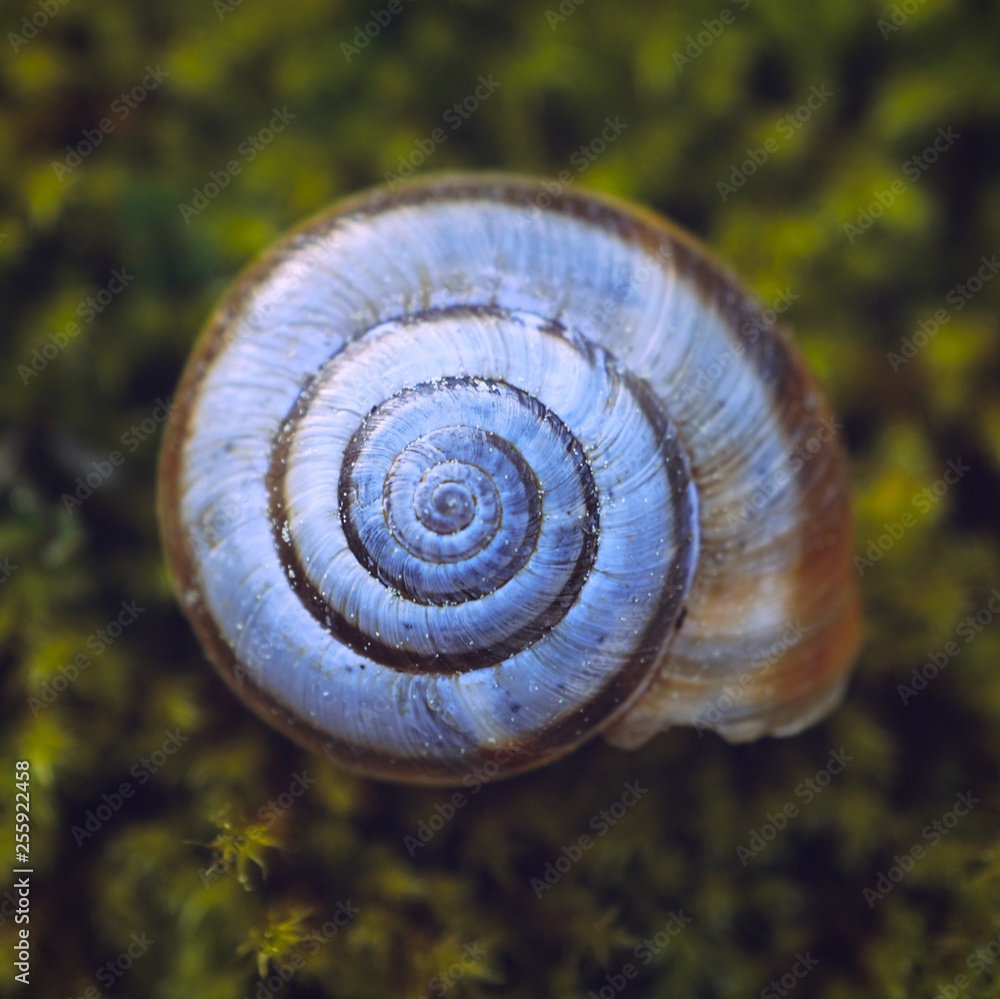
[[271, 327, 612, 672], [170, 197, 708, 782], [161, 177, 863, 784], [340, 379, 561, 603], [244, 303, 697, 739]]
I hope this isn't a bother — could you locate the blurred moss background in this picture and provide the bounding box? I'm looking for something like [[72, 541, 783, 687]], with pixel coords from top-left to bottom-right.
[[2, 0, 999, 996]]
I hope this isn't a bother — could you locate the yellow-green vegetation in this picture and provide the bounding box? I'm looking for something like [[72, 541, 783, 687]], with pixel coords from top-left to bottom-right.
[[1, 0, 999, 996]]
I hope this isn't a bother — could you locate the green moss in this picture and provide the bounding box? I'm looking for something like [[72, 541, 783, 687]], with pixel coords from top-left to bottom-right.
[[2, 0, 999, 996]]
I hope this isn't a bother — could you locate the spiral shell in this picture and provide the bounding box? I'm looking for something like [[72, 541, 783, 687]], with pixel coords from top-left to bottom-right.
[[159, 174, 861, 784]]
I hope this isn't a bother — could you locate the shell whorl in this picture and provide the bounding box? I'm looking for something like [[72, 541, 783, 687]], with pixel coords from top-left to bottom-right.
[[159, 174, 861, 784]]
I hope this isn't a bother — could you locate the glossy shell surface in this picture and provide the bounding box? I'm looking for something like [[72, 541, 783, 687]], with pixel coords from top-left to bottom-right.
[[159, 175, 861, 784]]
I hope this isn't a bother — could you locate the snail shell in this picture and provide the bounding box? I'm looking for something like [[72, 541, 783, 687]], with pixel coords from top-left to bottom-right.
[[158, 174, 861, 785]]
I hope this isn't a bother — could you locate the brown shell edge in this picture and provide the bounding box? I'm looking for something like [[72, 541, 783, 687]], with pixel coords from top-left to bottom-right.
[[157, 172, 862, 784]]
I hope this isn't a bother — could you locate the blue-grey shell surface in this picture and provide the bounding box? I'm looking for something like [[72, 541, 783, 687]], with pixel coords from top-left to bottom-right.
[[159, 175, 860, 784]]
